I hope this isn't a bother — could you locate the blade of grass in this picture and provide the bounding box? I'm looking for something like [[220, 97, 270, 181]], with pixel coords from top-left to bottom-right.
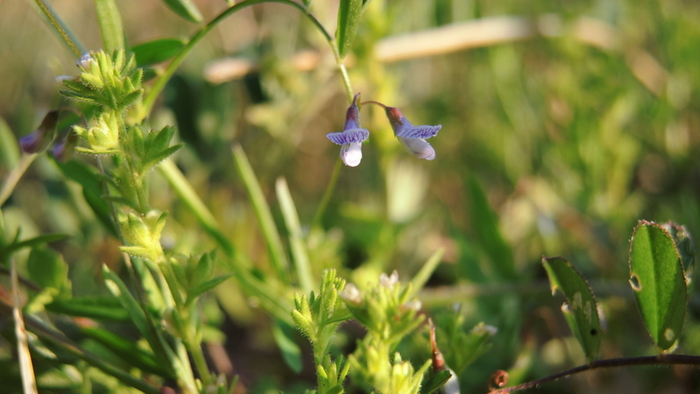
[[232, 144, 290, 283], [276, 177, 314, 292], [408, 248, 444, 298], [11, 258, 38, 394]]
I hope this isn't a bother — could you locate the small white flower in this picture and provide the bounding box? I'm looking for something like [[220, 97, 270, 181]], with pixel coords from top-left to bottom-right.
[[404, 299, 422, 311], [379, 270, 399, 288], [339, 283, 362, 304]]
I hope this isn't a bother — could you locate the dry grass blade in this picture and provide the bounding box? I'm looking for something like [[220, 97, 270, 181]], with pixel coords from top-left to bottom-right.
[[11, 258, 38, 394]]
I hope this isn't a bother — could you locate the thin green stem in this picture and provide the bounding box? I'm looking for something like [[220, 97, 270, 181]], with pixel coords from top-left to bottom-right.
[[142, 0, 334, 119], [492, 355, 700, 393], [189, 343, 213, 385], [30, 0, 84, 57], [0, 154, 36, 207], [312, 159, 341, 228]]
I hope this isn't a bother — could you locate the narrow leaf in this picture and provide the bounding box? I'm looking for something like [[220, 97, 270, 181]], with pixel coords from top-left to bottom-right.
[[46, 296, 130, 320], [1, 233, 70, 258], [276, 177, 313, 292], [335, 0, 364, 58], [143, 144, 183, 172], [94, 0, 125, 52], [189, 273, 233, 301], [0, 118, 19, 170], [629, 221, 687, 351], [82, 327, 174, 378], [542, 257, 601, 361], [232, 144, 290, 282], [161, 0, 203, 23], [132, 38, 185, 67], [271, 320, 303, 373], [467, 176, 515, 279]]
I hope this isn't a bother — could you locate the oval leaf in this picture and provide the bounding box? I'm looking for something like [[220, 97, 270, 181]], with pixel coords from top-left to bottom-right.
[[542, 256, 601, 361], [335, 0, 364, 58], [629, 221, 687, 351], [132, 38, 185, 67], [161, 0, 203, 23]]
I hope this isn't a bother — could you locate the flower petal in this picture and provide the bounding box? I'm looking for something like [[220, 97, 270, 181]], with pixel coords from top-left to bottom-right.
[[326, 128, 369, 145], [398, 137, 436, 160], [340, 143, 363, 167], [395, 124, 441, 139]]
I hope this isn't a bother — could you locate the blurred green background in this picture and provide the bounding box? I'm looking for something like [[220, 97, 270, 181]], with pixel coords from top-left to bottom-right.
[[1, 0, 700, 393]]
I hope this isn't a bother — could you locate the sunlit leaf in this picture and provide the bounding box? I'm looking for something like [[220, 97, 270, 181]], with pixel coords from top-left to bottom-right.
[[542, 256, 601, 361], [95, 0, 125, 52], [629, 221, 687, 351], [161, 0, 202, 23], [132, 38, 185, 67], [335, 0, 363, 58]]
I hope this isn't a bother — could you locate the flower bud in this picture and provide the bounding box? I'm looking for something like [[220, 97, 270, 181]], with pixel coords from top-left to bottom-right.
[[19, 110, 59, 154]]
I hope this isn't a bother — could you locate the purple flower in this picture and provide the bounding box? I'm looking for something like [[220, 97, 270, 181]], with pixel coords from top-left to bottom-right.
[[326, 94, 369, 167], [385, 107, 441, 160], [19, 110, 59, 154], [52, 131, 78, 162]]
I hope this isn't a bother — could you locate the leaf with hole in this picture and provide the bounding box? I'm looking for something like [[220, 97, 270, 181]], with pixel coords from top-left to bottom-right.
[[629, 221, 687, 351], [542, 256, 601, 361]]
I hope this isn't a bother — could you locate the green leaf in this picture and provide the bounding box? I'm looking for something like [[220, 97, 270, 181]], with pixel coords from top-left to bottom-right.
[[0, 117, 19, 170], [1, 233, 70, 260], [542, 257, 601, 361], [132, 38, 185, 67], [629, 221, 688, 351], [55, 159, 118, 236], [271, 320, 303, 373], [467, 176, 515, 279], [276, 177, 313, 292], [26, 247, 71, 294], [95, 0, 125, 52], [189, 273, 233, 302], [82, 327, 174, 378], [420, 370, 452, 394], [336, 0, 364, 58], [161, 0, 203, 23], [46, 296, 130, 320], [102, 265, 163, 354], [232, 144, 290, 282], [143, 144, 183, 172]]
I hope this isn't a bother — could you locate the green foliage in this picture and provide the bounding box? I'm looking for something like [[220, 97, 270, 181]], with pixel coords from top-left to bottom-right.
[[94, 0, 125, 52], [161, 0, 203, 23], [132, 38, 185, 67], [629, 221, 688, 352], [542, 256, 601, 361], [336, 0, 365, 58]]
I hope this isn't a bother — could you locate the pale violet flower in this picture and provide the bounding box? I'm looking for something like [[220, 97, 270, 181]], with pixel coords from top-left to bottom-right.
[[78, 53, 95, 70], [385, 107, 441, 160], [19, 110, 59, 154], [326, 93, 369, 167]]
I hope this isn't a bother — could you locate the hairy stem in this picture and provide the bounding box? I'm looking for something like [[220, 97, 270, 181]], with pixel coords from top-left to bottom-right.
[[30, 0, 84, 57]]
